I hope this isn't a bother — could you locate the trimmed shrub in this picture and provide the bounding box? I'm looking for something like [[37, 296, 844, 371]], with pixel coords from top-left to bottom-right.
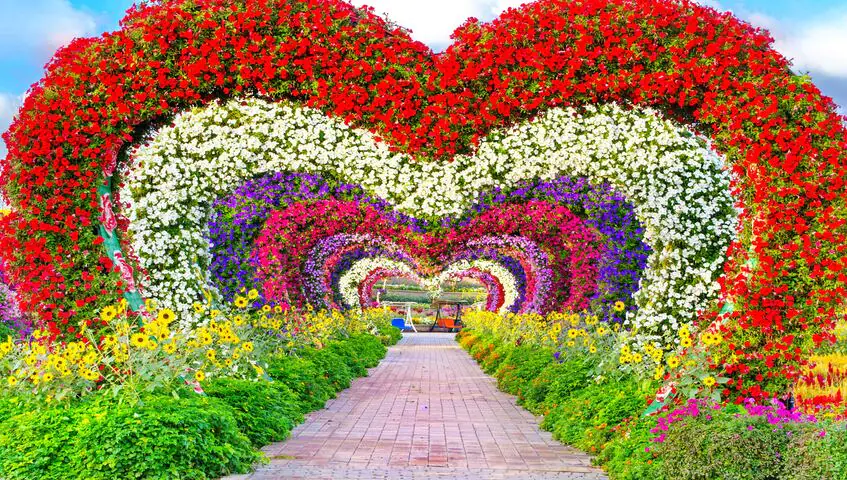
[[202, 378, 304, 447], [0, 394, 258, 480], [656, 411, 793, 480], [299, 346, 354, 392], [783, 424, 847, 480], [266, 354, 336, 412], [495, 346, 554, 399]]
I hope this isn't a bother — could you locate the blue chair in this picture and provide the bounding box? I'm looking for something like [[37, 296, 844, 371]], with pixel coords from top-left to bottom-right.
[[391, 318, 406, 331]]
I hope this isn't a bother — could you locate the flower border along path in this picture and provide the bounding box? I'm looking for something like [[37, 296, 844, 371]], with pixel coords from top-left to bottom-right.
[[226, 333, 607, 480]]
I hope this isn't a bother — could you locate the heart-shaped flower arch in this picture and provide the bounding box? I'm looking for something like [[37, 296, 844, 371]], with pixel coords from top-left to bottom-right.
[[1, 0, 845, 398]]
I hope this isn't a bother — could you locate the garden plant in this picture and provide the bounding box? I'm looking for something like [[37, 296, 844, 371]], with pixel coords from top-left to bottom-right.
[[1, 0, 846, 478]]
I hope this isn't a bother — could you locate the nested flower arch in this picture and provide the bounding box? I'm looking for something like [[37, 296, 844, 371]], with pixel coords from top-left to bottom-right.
[[1, 0, 846, 399]]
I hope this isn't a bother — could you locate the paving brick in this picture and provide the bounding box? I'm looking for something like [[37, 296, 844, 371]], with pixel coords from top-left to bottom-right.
[[223, 333, 607, 479]]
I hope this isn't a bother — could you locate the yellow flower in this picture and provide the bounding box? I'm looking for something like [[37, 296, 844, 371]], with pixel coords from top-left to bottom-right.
[[42, 373, 54, 382], [100, 305, 118, 323], [262, 305, 271, 313], [274, 305, 283, 313], [680, 337, 693, 348], [667, 356, 681, 368], [210, 310, 221, 319], [130, 333, 148, 348], [566, 340, 576, 347], [613, 301, 626, 312], [242, 342, 254, 352], [7, 376, 17, 387], [233, 315, 245, 326], [654, 367, 665, 381], [206, 349, 217, 361], [567, 329, 579, 339], [157, 308, 176, 324], [234, 296, 248, 308], [589, 345, 597, 354], [193, 302, 205, 314], [194, 370, 206, 382], [596, 326, 607, 336], [144, 298, 158, 311], [163, 342, 177, 354], [247, 289, 259, 300], [703, 376, 717, 388]]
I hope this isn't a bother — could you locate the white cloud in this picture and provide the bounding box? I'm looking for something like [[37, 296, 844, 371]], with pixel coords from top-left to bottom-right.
[[347, 0, 530, 50], [769, 14, 847, 79], [0, 92, 23, 158], [0, 0, 96, 56], [0, 92, 23, 207]]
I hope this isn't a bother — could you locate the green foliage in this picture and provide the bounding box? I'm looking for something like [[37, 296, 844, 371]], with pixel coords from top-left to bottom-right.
[[495, 346, 554, 399], [375, 323, 403, 345], [0, 394, 259, 480], [0, 332, 393, 479], [299, 346, 354, 392], [783, 424, 847, 480], [202, 378, 304, 447], [0, 322, 13, 342], [656, 413, 792, 480], [459, 327, 662, 479], [324, 336, 376, 376], [265, 353, 337, 412], [597, 416, 665, 480], [657, 413, 847, 480], [481, 342, 512, 374]]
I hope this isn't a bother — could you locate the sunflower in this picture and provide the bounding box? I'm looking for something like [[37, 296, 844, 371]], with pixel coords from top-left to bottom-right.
[[247, 289, 259, 300], [130, 333, 148, 348], [613, 301, 626, 312], [234, 296, 248, 308], [194, 370, 206, 382], [703, 376, 717, 388], [157, 308, 176, 324], [100, 305, 118, 323]]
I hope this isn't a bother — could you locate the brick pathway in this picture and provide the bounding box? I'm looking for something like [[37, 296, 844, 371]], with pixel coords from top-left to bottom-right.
[[226, 333, 607, 479]]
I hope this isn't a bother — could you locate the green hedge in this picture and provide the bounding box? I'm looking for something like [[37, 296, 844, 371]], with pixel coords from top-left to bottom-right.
[[456, 329, 666, 480], [0, 331, 400, 479], [457, 329, 847, 480], [0, 394, 259, 480]]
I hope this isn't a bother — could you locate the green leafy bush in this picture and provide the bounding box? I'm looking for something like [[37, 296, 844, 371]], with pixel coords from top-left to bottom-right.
[[494, 346, 554, 398], [265, 354, 336, 412], [0, 394, 258, 480], [783, 424, 847, 480], [375, 323, 403, 345], [202, 378, 304, 447], [597, 416, 665, 480], [299, 346, 354, 392], [338, 334, 388, 369], [657, 411, 793, 480]]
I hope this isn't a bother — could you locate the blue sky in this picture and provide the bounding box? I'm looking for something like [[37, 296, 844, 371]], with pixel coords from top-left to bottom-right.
[[1, 0, 846, 159]]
